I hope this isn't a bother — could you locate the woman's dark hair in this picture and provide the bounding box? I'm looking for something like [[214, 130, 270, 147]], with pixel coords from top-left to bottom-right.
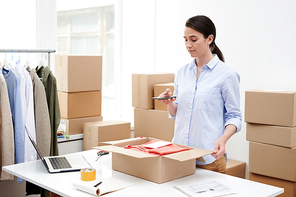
[[185, 15, 224, 62]]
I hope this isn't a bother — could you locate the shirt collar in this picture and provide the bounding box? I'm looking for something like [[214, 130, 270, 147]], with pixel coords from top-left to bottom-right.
[[189, 54, 220, 71], [189, 59, 196, 71], [207, 54, 219, 70]]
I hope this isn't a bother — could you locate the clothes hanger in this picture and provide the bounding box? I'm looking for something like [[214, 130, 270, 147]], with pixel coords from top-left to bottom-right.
[[14, 49, 21, 67], [2, 51, 11, 70], [43, 52, 48, 67], [2, 52, 10, 74], [37, 52, 45, 81], [9, 50, 16, 69], [25, 51, 31, 69], [17, 49, 21, 65], [39, 52, 45, 67]]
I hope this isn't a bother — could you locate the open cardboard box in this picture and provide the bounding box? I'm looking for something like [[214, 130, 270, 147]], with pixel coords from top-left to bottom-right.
[[94, 137, 212, 184]]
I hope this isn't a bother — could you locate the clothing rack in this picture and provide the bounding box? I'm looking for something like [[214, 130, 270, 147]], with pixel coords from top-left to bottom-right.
[[0, 49, 56, 67]]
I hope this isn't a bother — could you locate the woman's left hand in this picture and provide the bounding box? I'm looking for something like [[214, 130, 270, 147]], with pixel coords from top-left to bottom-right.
[[211, 124, 237, 160], [211, 137, 226, 160]]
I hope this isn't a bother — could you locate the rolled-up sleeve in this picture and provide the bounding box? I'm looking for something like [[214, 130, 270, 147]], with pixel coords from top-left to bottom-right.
[[222, 71, 242, 133], [168, 101, 177, 120], [168, 74, 179, 120]]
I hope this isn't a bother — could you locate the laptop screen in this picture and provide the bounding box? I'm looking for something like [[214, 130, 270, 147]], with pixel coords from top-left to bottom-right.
[[25, 126, 46, 161], [25, 126, 51, 172]]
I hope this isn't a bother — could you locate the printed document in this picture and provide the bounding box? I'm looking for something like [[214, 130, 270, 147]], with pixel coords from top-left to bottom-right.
[[174, 179, 238, 197]]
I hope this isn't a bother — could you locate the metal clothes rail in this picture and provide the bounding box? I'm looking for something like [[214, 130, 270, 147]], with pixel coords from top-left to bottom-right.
[[0, 49, 56, 66]]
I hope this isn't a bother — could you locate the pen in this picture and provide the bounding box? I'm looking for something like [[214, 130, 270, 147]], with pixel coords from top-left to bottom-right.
[[94, 181, 102, 187], [138, 146, 146, 151], [96, 151, 109, 161], [81, 155, 93, 169]]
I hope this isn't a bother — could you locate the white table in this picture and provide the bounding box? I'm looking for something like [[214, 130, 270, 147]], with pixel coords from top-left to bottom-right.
[[3, 150, 284, 197]]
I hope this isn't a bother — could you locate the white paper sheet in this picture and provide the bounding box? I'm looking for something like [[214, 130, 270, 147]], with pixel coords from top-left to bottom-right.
[[174, 178, 238, 197], [144, 141, 172, 149], [73, 177, 133, 196]]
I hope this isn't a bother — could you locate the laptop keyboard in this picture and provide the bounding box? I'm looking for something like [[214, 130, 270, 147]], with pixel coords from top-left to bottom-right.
[[49, 157, 72, 169]]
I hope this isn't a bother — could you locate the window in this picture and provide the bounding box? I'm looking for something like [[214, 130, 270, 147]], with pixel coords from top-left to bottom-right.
[[57, 5, 118, 118]]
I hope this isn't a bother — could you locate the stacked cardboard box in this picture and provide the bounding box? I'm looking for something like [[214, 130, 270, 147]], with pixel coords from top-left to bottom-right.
[[83, 120, 131, 151], [245, 89, 296, 196], [55, 55, 103, 135], [134, 108, 175, 141], [153, 83, 174, 111], [226, 159, 246, 179], [132, 74, 175, 141]]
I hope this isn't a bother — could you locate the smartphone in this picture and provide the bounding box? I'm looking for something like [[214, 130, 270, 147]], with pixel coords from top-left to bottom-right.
[[152, 96, 176, 100]]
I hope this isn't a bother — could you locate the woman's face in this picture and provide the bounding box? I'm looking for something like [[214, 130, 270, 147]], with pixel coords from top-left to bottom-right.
[[183, 27, 213, 58]]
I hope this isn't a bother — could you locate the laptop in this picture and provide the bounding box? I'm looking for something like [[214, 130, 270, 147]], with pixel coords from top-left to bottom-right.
[[25, 126, 91, 173]]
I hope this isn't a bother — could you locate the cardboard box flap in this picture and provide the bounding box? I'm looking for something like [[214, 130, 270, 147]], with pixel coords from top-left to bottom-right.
[[247, 89, 296, 94], [98, 137, 156, 147], [94, 145, 157, 158], [163, 148, 212, 162]]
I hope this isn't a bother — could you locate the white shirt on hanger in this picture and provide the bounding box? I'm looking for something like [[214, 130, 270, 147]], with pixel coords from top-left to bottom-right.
[[15, 63, 37, 162]]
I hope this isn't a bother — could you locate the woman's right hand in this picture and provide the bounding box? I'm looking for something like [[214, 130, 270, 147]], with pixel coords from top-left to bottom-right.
[[158, 88, 176, 105]]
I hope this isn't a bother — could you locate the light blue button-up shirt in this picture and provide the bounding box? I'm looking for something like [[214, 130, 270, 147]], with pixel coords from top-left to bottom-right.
[[170, 55, 242, 165], [2, 68, 25, 182]]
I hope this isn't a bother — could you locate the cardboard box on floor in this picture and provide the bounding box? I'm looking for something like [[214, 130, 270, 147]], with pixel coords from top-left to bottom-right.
[[134, 108, 174, 141], [246, 123, 296, 148], [132, 73, 174, 109], [58, 91, 101, 119], [61, 116, 103, 135], [226, 159, 246, 179], [249, 142, 296, 182], [55, 55, 102, 92], [154, 83, 174, 111], [83, 120, 131, 151], [245, 90, 296, 127], [249, 173, 293, 197], [95, 137, 212, 184]]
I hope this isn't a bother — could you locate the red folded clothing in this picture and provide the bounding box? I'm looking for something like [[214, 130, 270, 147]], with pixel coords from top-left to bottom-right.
[[124, 140, 189, 156]]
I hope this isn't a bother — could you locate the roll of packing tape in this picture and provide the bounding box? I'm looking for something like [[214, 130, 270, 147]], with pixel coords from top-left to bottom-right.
[[81, 168, 96, 181]]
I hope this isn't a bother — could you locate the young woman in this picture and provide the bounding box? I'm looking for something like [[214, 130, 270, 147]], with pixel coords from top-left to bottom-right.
[[158, 15, 242, 173]]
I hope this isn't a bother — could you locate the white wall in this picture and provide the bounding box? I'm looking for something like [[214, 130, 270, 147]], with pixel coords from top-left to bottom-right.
[[120, 0, 156, 122], [121, 0, 296, 169], [0, 0, 36, 65]]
